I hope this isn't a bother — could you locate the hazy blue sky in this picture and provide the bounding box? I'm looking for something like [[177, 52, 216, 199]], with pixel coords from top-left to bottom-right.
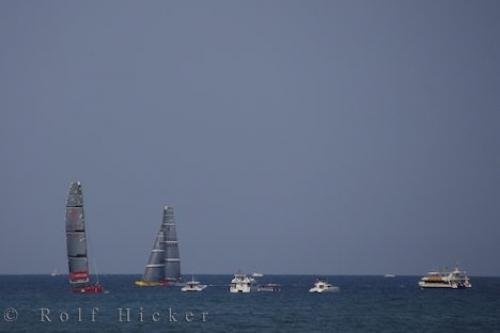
[[1, 1, 499, 275]]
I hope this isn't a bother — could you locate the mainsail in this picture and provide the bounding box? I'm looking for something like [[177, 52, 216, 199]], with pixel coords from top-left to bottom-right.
[[135, 204, 181, 287], [65, 181, 103, 293], [65, 181, 90, 287], [142, 228, 166, 282], [162, 205, 181, 282]]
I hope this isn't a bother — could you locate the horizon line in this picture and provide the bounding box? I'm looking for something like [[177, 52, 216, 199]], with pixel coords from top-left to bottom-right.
[[1, 273, 499, 278]]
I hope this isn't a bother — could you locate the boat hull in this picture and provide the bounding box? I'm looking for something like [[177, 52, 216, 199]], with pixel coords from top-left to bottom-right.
[[181, 285, 207, 292], [72, 284, 104, 294], [134, 280, 168, 287], [309, 286, 339, 293], [419, 282, 471, 289], [257, 286, 281, 292], [230, 288, 251, 293]]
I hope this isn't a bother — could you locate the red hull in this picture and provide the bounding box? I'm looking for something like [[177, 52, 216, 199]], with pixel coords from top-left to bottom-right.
[[72, 284, 104, 294], [155, 279, 171, 286]]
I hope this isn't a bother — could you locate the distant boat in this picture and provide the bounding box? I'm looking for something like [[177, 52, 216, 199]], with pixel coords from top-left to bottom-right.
[[419, 266, 471, 289], [135, 205, 181, 286], [229, 272, 255, 293], [181, 277, 207, 292], [50, 269, 59, 277], [309, 279, 339, 293], [257, 283, 281, 292], [65, 181, 103, 294], [251, 272, 264, 278], [384, 274, 396, 278]]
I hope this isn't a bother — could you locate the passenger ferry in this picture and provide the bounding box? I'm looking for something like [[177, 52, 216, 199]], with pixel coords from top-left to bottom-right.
[[418, 266, 471, 289]]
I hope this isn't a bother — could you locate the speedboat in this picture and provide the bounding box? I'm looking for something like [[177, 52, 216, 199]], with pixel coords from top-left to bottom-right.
[[309, 279, 339, 293], [181, 278, 207, 292], [419, 266, 471, 289], [229, 272, 255, 293]]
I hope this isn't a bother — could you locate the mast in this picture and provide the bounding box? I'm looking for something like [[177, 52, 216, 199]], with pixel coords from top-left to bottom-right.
[[142, 227, 166, 282], [162, 205, 181, 282], [65, 181, 90, 288]]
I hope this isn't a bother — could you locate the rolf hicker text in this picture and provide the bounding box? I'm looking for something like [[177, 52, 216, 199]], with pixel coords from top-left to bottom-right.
[[37, 307, 208, 323]]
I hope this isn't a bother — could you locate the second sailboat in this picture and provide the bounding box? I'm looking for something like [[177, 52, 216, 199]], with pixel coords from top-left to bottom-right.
[[135, 205, 181, 286]]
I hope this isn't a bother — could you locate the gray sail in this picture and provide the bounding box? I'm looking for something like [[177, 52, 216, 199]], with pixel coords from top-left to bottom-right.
[[65, 181, 90, 287], [142, 228, 166, 282], [162, 205, 181, 281]]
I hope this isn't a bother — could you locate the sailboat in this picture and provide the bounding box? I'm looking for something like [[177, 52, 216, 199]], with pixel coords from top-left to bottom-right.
[[65, 181, 103, 294], [135, 205, 181, 286]]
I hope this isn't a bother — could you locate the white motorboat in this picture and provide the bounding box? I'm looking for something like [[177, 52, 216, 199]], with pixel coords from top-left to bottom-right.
[[229, 272, 255, 293], [309, 279, 339, 293], [418, 266, 472, 289], [181, 278, 207, 292]]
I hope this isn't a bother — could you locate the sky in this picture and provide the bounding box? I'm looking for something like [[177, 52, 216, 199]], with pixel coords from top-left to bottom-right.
[[0, 0, 499, 276]]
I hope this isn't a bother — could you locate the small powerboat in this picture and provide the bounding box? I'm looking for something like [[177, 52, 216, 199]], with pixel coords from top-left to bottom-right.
[[181, 278, 207, 292], [309, 279, 339, 293]]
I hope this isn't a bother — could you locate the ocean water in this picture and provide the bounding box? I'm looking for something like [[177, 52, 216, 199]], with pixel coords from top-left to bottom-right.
[[1, 275, 499, 332]]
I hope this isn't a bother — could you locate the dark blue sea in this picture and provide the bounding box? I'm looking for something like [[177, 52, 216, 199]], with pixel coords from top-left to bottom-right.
[[1, 275, 499, 332]]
